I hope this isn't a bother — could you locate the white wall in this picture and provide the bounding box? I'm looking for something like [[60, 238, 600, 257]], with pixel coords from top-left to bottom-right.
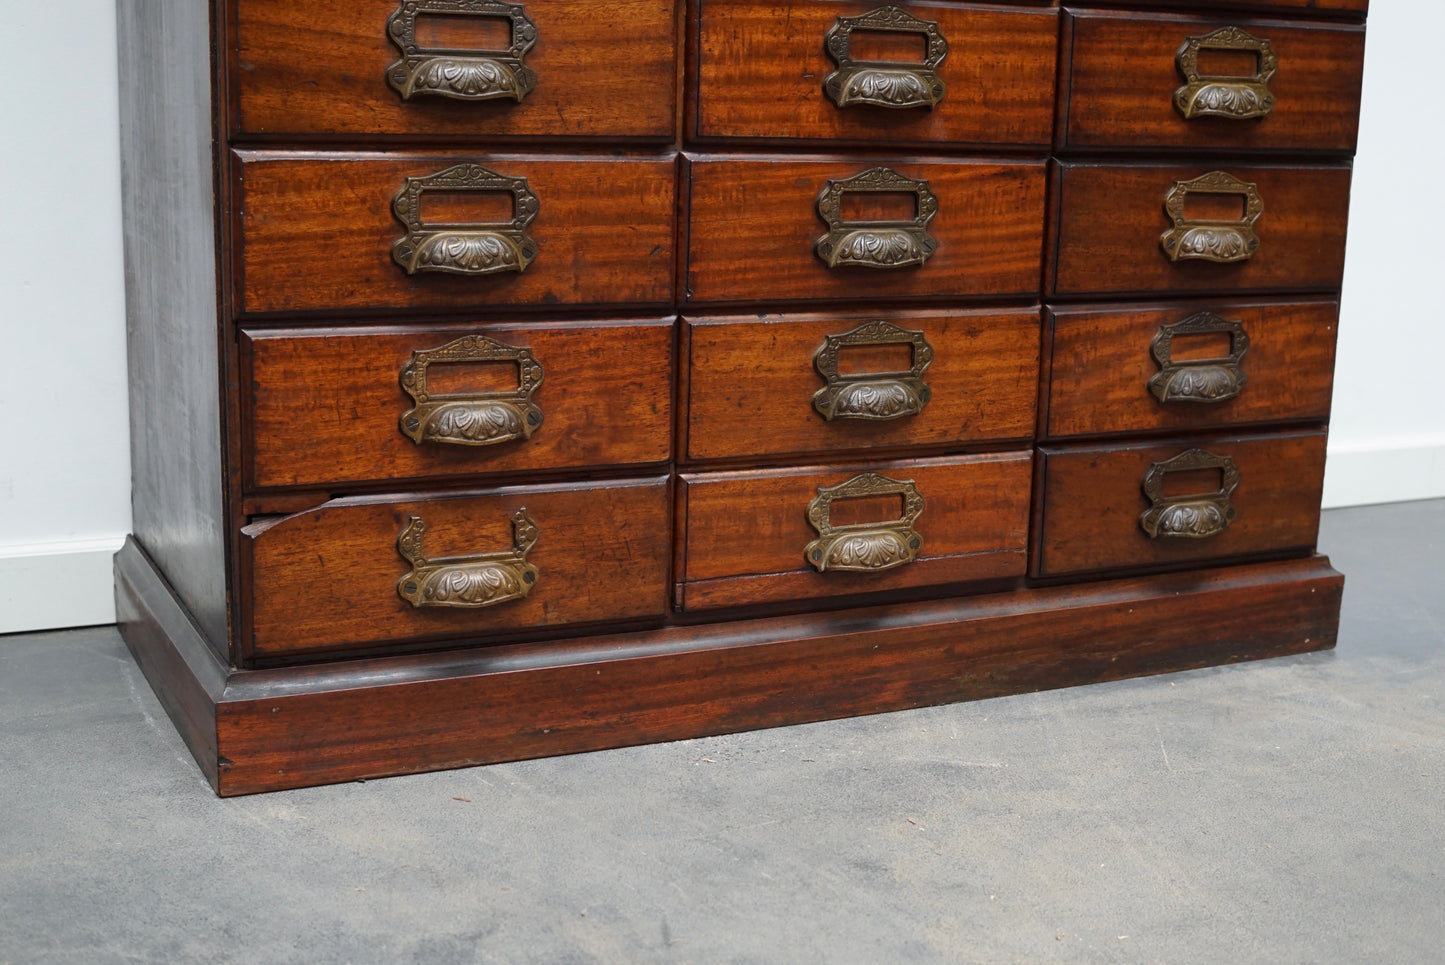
[[0, 2, 1439, 634]]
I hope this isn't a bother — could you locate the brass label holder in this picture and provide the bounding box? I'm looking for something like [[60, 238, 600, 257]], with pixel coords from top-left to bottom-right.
[[1148, 311, 1250, 404], [397, 509, 540, 608], [386, 0, 539, 102], [1139, 449, 1239, 539], [815, 167, 939, 270], [399, 334, 544, 446], [812, 320, 934, 422], [1174, 26, 1277, 121], [391, 163, 540, 276], [1160, 170, 1263, 264], [804, 473, 925, 573], [823, 6, 949, 110]]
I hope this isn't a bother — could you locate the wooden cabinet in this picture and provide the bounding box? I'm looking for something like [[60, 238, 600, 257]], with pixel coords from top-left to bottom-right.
[[117, 0, 1362, 795]]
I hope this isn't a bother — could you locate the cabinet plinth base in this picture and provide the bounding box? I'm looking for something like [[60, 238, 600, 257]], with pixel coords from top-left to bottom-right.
[[116, 537, 1343, 796]]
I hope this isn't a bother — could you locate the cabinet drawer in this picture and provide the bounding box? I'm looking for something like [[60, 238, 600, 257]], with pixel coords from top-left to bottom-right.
[[1051, 162, 1351, 298], [686, 156, 1047, 305], [232, 0, 676, 140], [1060, 11, 1364, 153], [1033, 430, 1326, 578], [235, 152, 676, 314], [685, 310, 1037, 462], [1044, 300, 1337, 440], [693, 1, 1056, 147], [243, 477, 671, 658], [242, 319, 673, 490], [678, 454, 1032, 611]]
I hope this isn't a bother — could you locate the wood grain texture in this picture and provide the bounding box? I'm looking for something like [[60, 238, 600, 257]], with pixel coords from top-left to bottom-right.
[[1051, 162, 1352, 297], [243, 477, 671, 658], [235, 152, 677, 314], [117, 0, 230, 653], [693, 0, 1056, 146], [231, 0, 677, 140], [685, 309, 1038, 461], [679, 453, 1032, 610], [198, 555, 1342, 794], [1060, 11, 1365, 153], [242, 319, 673, 490], [1034, 429, 1327, 578], [1044, 299, 1338, 440], [686, 156, 1047, 304]]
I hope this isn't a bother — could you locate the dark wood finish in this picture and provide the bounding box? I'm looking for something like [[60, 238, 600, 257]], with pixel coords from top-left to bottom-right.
[[242, 319, 673, 490], [678, 454, 1032, 610], [231, 0, 677, 141], [235, 152, 677, 314], [685, 309, 1038, 462], [686, 156, 1048, 304], [116, 538, 1343, 796], [242, 477, 672, 658], [692, 0, 1057, 147], [117, 0, 230, 653], [1060, 11, 1365, 154], [1051, 162, 1352, 297], [1034, 429, 1327, 578], [1044, 299, 1338, 440]]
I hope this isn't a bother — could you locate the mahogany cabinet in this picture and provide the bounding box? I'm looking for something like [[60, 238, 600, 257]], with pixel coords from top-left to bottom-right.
[[117, 0, 1364, 794]]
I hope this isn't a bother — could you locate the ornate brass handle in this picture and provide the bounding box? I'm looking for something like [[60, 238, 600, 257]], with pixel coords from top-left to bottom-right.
[[399, 335, 543, 445], [823, 6, 949, 110], [804, 473, 924, 573], [397, 509, 539, 608], [386, 1, 538, 102], [1148, 311, 1249, 404], [1160, 170, 1262, 264], [1139, 450, 1239, 539], [391, 163, 539, 276], [1175, 27, 1277, 120], [815, 167, 939, 270], [812, 321, 934, 421]]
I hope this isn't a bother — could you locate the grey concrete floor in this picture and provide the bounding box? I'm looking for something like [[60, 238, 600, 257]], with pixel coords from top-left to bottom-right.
[[2, 501, 1442, 964]]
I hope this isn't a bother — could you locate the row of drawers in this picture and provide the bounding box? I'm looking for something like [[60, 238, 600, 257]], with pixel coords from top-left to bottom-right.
[[235, 154, 1352, 313], [228, 2, 1364, 152], [241, 430, 1328, 659], [240, 301, 1338, 490]]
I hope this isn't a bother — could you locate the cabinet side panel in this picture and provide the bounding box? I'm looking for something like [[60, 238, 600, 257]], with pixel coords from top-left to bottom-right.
[[117, 2, 228, 652]]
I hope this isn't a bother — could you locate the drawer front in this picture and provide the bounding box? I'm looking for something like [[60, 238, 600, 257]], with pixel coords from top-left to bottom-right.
[[1061, 12, 1365, 153], [235, 152, 677, 314], [679, 454, 1032, 611], [1033, 430, 1326, 578], [242, 319, 673, 490], [686, 157, 1047, 304], [693, 1, 1056, 147], [232, 0, 677, 140], [244, 477, 671, 658], [685, 310, 1037, 462], [1044, 301, 1337, 440], [1051, 162, 1351, 298]]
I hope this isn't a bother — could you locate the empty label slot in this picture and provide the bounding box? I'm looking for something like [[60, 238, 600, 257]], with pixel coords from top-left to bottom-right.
[[845, 30, 929, 65], [1183, 192, 1247, 223], [1168, 332, 1234, 362], [418, 190, 516, 226], [424, 360, 522, 396], [1160, 467, 1225, 498], [840, 191, 919, 224], [836, 342, 914, 376], [1195, 48, 1262, 80], [414, 14, 512, 52], [828, 493, 907, 528]]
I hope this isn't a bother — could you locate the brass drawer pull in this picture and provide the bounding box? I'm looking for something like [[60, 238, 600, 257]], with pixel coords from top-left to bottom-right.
[[823, 6, 949, 110], [386, 1, 538, 102], [1148, 311, 1249, 404], [1160, 170, 1262, 264], [812, 320, 934, 421], [397, 509, 539, 608], [399, 334, 543, 446], [815, 167, 938, 270], [1139, 449, 1239, 540], [805, 473, 924, 573], [1175, 27, 1277, 121], [391, 163, 540, 276]]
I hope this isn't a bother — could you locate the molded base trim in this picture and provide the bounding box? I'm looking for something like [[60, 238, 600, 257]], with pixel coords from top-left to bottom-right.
[[115, 538, 1343, 796], [1, 537, 126, 634], [1324, 439, 1445, 508]]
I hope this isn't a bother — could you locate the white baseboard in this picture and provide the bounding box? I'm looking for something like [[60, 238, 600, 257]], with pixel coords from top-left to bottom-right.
[[1324, 439, 1445, 509], [0, 537, 126, 635]]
